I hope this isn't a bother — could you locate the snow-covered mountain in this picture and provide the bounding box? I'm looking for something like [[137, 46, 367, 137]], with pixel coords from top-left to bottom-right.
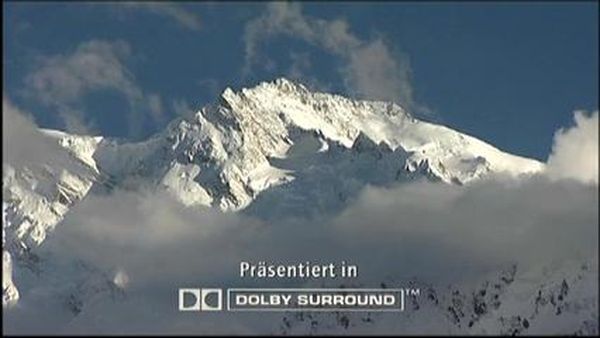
[[275, 261, 598, 335], [2, 130, 102, 307], [4, 78, 595, 335], [0, 77, 545, 307]]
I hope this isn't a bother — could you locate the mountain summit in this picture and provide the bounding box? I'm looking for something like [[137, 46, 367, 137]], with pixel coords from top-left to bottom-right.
[[3, 78, 545, 308], [48, 77, 543, 210]]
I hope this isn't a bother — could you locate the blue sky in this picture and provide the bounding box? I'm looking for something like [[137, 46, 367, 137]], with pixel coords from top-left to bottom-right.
[[3, 2, 598, 160]]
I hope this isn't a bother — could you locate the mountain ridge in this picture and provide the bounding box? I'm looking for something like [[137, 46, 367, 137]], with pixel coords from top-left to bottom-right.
[[43, 77, 545, 208], [4, 77, 548, 314]]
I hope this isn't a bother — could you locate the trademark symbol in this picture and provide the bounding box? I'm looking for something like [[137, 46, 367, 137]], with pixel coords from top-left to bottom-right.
[[406, 288, 421, 297]]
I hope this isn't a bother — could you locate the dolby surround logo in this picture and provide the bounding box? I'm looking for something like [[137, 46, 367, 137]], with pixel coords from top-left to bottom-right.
[[178, 288, 223, 311], [178, 287, 419, 312]]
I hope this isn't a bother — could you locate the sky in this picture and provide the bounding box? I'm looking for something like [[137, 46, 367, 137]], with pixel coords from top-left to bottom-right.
[[3, 1, 598, 160]]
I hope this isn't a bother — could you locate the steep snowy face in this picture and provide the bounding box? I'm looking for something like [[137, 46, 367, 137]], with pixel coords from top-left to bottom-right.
[[214, 78, 544, 203], [218, 77, 543, 177], [90, 78, 544, 212], [3, 130, 102, 247], [2, 131, 101, 306]]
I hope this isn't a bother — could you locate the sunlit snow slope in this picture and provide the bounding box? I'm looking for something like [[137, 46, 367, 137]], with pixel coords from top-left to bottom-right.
[[3, 78, 547, 313]]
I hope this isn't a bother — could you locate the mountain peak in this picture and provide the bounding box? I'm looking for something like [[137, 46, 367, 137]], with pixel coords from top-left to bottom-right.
[[49, 78, 545, 212], [221, 77, 307, 102], [138, 78, 544, 212], [3, 78, 547, 248], [271, 76, 305, 90], [3, 78, 547, 309]]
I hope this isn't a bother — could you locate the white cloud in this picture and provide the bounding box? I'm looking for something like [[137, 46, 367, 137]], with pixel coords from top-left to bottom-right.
[[24, 40, 164, 137], [287, 51, 312, 80], [243, 3, 417, 109], [172, 98, 195, 119], [4, 171, 596, 333], [343, 39, 413, 109], [286, 51, 332, 92], [2, 96, 72, 169], [25, 40, 140, 107], [118, 2, 201, 31], [546, 110, 598, 184], [147, 93, 164, 124]]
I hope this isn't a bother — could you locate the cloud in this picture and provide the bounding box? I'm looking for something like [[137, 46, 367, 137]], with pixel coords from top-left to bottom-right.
[[243, 3, 418, 110], [343, 39, 414, 110], [286, 51, 332, 92], [117, 2, 201, 31], [243, 3, 358, 62], [23, 40, 164, 137], [5, 171, 597, 333], [147, 93, 165, 124], [172, 98, 195, 119], [25, 40, 139, 107], [332, 177, 597, 280], [287, 51, 312, 80], [546, 110, 598, 184], [2, 96, 73, 169]]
